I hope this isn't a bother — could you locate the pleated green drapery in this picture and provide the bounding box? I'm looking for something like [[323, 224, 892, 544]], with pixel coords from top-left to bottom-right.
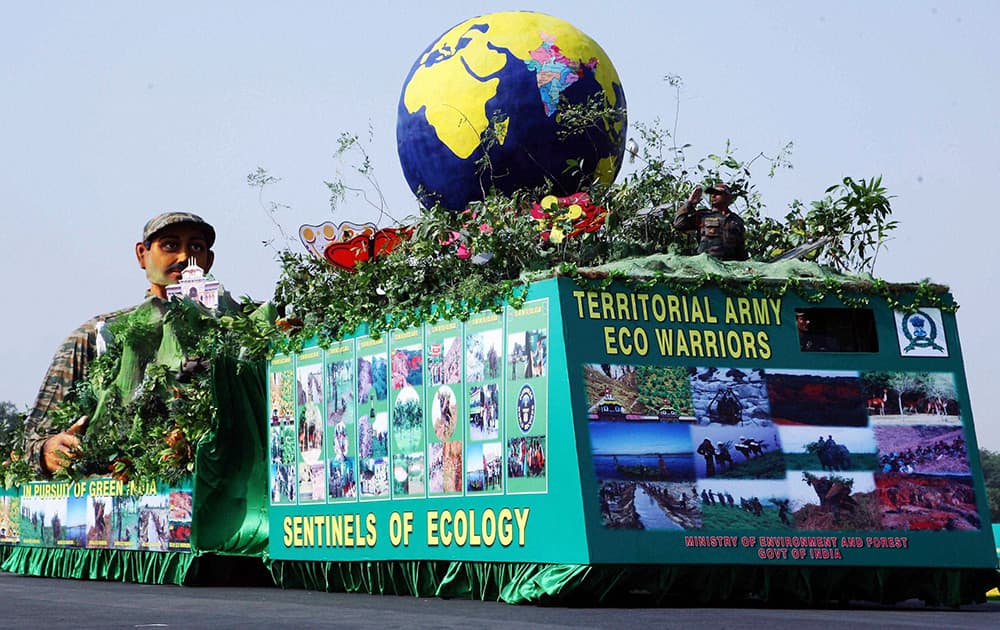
[[1, 546, 193, 583], [267, 560, 999, 607], [190, 354, 271, 559]]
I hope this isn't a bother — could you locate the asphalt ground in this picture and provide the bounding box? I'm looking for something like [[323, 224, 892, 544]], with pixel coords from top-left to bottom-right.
[[2, 572, 999, 630]]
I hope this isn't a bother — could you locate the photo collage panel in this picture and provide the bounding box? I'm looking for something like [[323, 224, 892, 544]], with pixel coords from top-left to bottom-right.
[[15, 484, 191, 552], [463, 311, 504, 496], [862, 371, 978, 531], [296, 349, 326, 503], [267, 299, 551, 507], [505, 300, 549, 494], [390, 327, 426, 499], [268, 356, 297, 505], [583, 364, 978, 533], [325, 340, 357, 502], [357, 336, 390, 500], [0, 494, 20, 544]]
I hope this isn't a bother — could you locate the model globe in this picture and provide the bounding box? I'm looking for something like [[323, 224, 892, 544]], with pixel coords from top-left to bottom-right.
[[396, 11, 627, 211]]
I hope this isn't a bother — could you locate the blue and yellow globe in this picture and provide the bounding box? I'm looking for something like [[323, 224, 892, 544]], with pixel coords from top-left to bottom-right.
[[396, 11, 627, 211]]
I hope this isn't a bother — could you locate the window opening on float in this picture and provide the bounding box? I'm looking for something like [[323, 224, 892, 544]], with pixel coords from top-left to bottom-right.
[[795, 308, 878, 352]]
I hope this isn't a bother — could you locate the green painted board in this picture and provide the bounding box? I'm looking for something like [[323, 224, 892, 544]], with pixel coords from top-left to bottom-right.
[[267, 277, 996, 568]]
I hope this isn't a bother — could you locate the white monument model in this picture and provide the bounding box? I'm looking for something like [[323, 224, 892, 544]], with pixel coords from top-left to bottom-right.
[[165, 257, 220, 309]]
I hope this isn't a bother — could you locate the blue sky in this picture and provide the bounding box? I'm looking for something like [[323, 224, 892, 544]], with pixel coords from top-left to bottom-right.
[[3, 2, 998, 448], [778, 425, 877, 453], [590, 421, 692, 455]]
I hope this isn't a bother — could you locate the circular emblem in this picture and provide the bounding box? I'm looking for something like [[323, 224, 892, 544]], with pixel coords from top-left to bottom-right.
[[516, 384, 536, 433], [901, 310, 944, 352]]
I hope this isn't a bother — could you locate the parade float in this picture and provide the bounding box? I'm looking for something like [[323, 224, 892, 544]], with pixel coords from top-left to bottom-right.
[[2, 11, 997, 605]]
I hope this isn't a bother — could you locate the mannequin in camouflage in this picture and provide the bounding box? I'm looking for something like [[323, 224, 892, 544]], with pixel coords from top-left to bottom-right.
[[25, 212, 223, 475], [672, 182, 749, 261]]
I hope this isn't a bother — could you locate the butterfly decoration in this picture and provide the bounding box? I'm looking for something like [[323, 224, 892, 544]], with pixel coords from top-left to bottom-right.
[[299, 221, 412, 273], [529, 192, 607, 243], [298, 221, 348, 260]]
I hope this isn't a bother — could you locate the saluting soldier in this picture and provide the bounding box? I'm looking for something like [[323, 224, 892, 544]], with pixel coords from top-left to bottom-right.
[[672, 182, 749, 261]]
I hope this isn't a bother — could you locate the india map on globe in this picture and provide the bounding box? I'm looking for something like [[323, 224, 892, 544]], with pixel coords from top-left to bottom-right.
[[396, 11, 627, 212]]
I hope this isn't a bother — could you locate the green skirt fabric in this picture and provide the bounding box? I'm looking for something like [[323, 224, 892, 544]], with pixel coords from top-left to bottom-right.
[[1, 546, 193, 584], [4, 547, 995, 606], [267, 560, 1000, 607]]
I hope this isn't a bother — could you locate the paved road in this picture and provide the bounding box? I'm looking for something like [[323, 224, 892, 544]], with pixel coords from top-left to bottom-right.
[[2, 572, 998, 629]]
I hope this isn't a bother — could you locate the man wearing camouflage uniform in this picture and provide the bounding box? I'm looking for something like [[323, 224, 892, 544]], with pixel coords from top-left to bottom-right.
[[672, 182, 749, 261], [25, 212, 225, 475]]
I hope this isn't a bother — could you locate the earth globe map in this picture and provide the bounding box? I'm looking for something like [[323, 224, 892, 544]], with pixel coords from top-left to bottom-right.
[[396, 11, 627, 212]]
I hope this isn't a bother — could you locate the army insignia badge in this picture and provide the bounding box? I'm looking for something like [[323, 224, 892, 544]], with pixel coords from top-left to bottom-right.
[[894, 308, 948, 357]]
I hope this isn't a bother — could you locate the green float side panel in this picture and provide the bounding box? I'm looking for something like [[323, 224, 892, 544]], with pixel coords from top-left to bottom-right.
[[267, 277, 996, 569], [560, 278, 994, 568], [267, 280, 592, 563]]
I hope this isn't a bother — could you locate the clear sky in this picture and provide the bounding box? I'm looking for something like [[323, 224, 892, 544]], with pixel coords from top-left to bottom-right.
[[778, 426, 877, 453], [3, 2, 998, 448], [590, 421, 692, 455], [785, 472, 877, 510]]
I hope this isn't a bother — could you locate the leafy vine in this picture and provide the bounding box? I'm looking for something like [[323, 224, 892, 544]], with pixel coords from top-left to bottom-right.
[[28, 297, 276, 486]]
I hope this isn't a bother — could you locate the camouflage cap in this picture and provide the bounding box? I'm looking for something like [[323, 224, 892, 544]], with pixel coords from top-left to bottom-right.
[[142, 212, 216, 247], [704, 182, 733, 196]]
